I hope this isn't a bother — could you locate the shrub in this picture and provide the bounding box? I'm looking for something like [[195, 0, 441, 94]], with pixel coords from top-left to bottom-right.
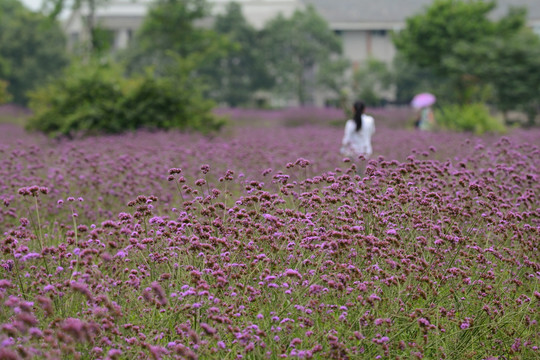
[[27, 62, 124, 136], [119, 75, 223, 134], [0, 79, 11, 104], [26, 61, 224, 137], [435, 103, 506, 134]]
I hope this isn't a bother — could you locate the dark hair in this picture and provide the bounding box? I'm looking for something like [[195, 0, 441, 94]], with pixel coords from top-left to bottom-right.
[[353, 101, 365, 131]]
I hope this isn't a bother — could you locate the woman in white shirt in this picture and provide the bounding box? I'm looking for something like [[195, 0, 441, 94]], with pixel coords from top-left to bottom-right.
[[340, 101, 375, 159]]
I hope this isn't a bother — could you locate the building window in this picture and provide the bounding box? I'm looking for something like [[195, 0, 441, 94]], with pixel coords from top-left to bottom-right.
[[70, 32, 79, 44], [371, 29, 387, 36], [533, 25, 540, 37], [334, 30, 343, 36]]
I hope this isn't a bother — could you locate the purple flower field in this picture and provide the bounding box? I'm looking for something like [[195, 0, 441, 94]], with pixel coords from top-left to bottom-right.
[[0, 114, 539, 359]]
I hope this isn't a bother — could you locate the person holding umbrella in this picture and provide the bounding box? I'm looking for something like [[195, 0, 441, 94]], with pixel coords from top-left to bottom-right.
[[412, 93, 436, 130]]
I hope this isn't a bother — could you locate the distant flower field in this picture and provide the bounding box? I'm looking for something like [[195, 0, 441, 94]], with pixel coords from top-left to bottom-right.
[[0, 119, 538, 359]]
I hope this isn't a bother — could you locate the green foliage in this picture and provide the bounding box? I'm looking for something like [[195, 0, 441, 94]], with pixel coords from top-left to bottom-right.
[[43, 0, 112, 58], [392, 0, 497, 77], [91, 26, 116, 55], [444, 29, 540, 124], [392, 0, 531, 107], [435, 103, 506, 135], [0, 79, 12, 104], [202, 2, 273, 107], [352, 58, 393, 106], [261, 5, 343, 105], [27, 62, 126, 136], [392, 55, 452, 105], [28, 0, 226, 138], [27, 60, 224, 137], [0, 0, 67, 104], [138, 0, 210, 56], [125, 0, 228, 74], [316, 57, 350, 107]]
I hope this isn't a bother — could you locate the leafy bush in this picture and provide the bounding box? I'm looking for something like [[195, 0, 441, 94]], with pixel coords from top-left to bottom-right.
[[120, 75, 222, 134], [26, 61, 224, 137], [0, 0, 67, 105], [353, 58, 393, 107], [0, 79, 11, 104], [435, 103, 506, 134], [27, 63, 123, 136]]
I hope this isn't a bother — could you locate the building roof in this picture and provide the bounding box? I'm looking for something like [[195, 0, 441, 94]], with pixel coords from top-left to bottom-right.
[[64, 0, 540, 34], [302, 0, 540, 29], [303, 0, 432, 25], [93, 0, 152, 17], [491, 0, 540, 19]]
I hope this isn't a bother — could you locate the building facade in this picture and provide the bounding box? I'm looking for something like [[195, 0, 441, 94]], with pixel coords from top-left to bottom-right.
[[64, 0, 540, 105], [65, 0, 540, 62]]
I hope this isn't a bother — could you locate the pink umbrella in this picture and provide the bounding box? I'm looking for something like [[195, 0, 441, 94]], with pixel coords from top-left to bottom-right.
[[411, 93, 436, 109]]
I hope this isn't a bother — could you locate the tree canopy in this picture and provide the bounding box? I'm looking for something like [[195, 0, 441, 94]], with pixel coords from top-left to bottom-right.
[[0, 80, 12, 105], [26, 0, 224, 137], [261, 5, 342, 105], [0, 0, 67, 104], [392, 0, 539, 119], [125, 0, 228, 74], [445, 28, 540, 123], [43, 0, 117, 57], [393, 0, 500, 77], [202, 2, 273, 107]]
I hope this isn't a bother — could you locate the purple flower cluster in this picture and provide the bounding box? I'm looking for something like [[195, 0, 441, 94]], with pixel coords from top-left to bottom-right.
[[0, 117, 539, 359]]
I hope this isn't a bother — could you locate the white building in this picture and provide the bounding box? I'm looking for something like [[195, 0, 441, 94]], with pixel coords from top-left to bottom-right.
[[64, 0, 540, 62], [64, 0, 301, 51]]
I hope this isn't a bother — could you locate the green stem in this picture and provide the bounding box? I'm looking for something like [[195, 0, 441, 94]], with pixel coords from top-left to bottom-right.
[[33, 196, 51, 276], [34, 196, 44, 251], [13, 258, 28, 301]]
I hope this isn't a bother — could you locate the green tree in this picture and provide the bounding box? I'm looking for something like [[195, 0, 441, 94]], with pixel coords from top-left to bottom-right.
[[445, 29, 540, 125], [392, 0, 525, 104], [125, 0, 227, 74], [261, 5, 342, 106], [91, 26, 116, 56], [0, 0, 67, 104], [352, 58, 393, 107], [43, 0, 111, 57], [0, 79, 12, 104], [203, 2, 273, 107], [392, 54, 455, 105], [393, 0, 497, 77], [316, 57, 350, 108]]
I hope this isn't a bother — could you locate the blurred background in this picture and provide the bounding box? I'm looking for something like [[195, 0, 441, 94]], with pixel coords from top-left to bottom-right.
[[1, 0, 539, 136]]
